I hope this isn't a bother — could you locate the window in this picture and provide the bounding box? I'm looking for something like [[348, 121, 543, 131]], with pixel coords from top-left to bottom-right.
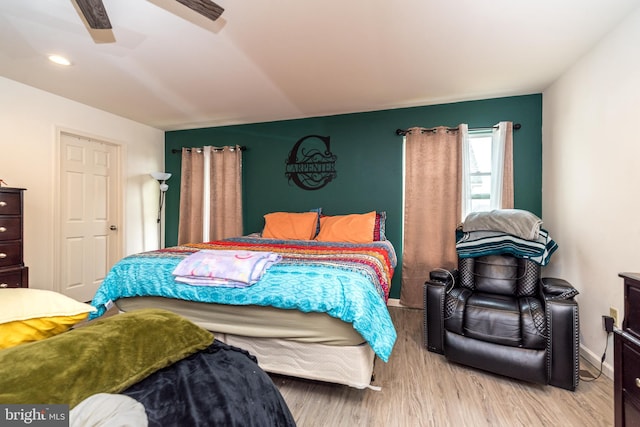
[[467, 131, 493, 213], [462, 123, 511, 220]]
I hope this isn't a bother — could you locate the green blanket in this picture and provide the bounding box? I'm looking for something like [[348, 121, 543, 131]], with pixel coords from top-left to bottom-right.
[[0, 308, 214, 408]]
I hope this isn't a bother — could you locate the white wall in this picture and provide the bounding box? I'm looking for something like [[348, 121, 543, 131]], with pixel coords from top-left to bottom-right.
[[542, 6, 640, 376], [0, 76, 164, 291]]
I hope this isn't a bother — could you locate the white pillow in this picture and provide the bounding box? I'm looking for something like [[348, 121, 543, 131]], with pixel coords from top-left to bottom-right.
[[70, 393, 148, 427], [0, 288, 96, 324], [0, 288, 97, 349]]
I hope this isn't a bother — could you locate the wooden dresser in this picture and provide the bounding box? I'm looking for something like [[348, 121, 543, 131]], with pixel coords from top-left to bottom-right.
[[615, 272, 640, 426], [0, 187, 28, 288]]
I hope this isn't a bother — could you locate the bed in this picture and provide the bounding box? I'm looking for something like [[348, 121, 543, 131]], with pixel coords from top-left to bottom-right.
[[0, 307, 296, 426], [89, 230, 398, 389]]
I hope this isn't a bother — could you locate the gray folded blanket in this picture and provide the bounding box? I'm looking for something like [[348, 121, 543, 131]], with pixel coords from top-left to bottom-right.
[[462, 209, 543, 240]]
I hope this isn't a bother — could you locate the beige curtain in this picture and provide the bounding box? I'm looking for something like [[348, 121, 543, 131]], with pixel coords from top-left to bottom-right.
[[499, 122, 514, 209], [178, 145, 243, 244], [400, 127, 463, 308], [208, 146, 243, 240], [178, 148, 204, 245]]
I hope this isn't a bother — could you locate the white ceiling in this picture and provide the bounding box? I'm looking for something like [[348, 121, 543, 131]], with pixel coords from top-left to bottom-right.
[[1, 0, 638, 131]]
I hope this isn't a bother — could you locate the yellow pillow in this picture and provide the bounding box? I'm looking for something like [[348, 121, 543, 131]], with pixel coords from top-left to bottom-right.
[[315, 211, 376, 243], [262, 211, 319, 240], [0, 288, 97, 349], [0, 314, 90, 349]]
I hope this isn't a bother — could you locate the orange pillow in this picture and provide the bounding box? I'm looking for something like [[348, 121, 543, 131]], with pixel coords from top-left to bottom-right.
[[262, 212, 319, 240], [315, 211, 376, 243]]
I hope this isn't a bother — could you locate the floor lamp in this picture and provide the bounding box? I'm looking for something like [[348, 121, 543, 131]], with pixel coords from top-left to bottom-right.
[[151, 172, 171, 248]]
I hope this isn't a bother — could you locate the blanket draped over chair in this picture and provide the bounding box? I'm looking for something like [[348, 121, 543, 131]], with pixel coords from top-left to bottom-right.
[[456, 209, 557, 265]]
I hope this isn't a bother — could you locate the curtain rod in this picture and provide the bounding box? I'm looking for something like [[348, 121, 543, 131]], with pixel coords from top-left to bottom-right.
[[395, 123, 521, 136], [171, 145, 246, 154]]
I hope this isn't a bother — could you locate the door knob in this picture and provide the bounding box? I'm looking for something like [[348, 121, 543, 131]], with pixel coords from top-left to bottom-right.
[[110, 225, 118, 231]]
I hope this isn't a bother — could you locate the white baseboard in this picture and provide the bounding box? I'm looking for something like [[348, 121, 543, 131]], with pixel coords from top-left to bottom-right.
[[580, 341, 613, 380], [387, 298, 405, 307]]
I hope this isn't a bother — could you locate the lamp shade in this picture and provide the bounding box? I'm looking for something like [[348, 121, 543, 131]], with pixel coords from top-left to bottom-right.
[[151, 172, 171, 181]]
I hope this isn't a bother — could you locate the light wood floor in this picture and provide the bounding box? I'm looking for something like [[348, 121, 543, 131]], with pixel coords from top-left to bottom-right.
[[270, 307, 613, 427]]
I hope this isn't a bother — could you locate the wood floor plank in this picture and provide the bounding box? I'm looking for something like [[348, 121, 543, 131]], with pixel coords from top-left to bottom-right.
[[271, 306, 613, 427]]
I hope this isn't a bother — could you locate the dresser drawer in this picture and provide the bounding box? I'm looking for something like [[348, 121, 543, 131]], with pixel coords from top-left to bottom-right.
[[0, 269, 27, 288], [0, 192, 21, 216], [0, 218, 21, 241], [0, 242, 22, 267], [623, 341, 640, 403], [625, 399, 640, 427]]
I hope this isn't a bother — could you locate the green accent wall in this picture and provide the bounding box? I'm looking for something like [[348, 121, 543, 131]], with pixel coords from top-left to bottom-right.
[[165, 94, 543, 299]]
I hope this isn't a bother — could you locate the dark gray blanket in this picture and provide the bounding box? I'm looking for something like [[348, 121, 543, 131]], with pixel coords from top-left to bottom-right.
[[122, 340, 296, 427]]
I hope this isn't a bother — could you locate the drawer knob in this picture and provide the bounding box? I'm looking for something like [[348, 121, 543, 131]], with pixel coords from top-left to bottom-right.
[[0, 283, 7, 288], [0, 227, 6, 233], [0, 201, 6, 207], [636, 378, 640, 388], [0, 253, 6, 259]]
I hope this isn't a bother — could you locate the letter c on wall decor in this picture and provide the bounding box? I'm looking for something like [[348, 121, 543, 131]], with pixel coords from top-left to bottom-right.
[[285, 135, 337, 191]]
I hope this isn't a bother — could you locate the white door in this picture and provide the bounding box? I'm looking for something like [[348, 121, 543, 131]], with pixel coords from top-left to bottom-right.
[[59, 133, 120, 302]]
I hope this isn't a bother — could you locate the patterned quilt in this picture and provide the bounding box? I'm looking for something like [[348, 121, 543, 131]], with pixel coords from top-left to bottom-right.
[[90, 237, 397, 362]]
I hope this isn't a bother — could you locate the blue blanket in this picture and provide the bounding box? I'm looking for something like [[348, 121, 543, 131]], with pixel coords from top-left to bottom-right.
[[90, 243, 397, 362]]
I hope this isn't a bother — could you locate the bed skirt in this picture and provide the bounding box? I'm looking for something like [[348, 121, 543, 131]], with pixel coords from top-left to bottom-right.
[[116, 297, 378, 389], [216, 333, 377, 389]]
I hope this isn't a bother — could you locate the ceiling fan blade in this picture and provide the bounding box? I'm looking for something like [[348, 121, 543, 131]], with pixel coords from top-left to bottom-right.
[[174, 0, 224, 21], [75, 0, 112, 29]]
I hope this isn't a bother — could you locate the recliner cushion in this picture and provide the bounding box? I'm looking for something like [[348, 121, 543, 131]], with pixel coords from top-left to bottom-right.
[[473, 255, 519, 295], [444, 331, 547, 385], [464, 293, 521, 347]]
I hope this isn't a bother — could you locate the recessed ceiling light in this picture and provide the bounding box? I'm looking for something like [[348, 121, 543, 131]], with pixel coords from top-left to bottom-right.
[[48, 55, 72, 66]]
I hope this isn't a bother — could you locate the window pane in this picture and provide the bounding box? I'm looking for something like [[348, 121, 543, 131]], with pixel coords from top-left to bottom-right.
[[471, 198, 491, 212], [471, 174, 491, 198], [467, 132, 493, 213], [469, 136, 492, 173]]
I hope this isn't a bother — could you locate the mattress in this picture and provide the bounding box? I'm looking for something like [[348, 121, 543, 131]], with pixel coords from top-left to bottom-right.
[[116, 296, 378, 388], [116, 296, 366, 346]]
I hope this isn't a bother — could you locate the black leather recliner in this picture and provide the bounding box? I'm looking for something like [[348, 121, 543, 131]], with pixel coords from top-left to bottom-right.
[[424, 254, 580, 390]]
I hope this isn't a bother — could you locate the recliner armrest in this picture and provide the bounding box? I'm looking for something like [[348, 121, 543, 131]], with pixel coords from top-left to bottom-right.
[[540, 277, 579, 300], [545, 297, 580, 390], [429, 268, 459, 290], [424, 274, 452, 355]]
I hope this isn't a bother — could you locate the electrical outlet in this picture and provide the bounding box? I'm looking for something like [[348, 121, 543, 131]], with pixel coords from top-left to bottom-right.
[[610, 307, 620, 329]]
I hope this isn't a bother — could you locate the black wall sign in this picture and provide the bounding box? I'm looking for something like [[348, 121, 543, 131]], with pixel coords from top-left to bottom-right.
[[285, 135, 337, 191]]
